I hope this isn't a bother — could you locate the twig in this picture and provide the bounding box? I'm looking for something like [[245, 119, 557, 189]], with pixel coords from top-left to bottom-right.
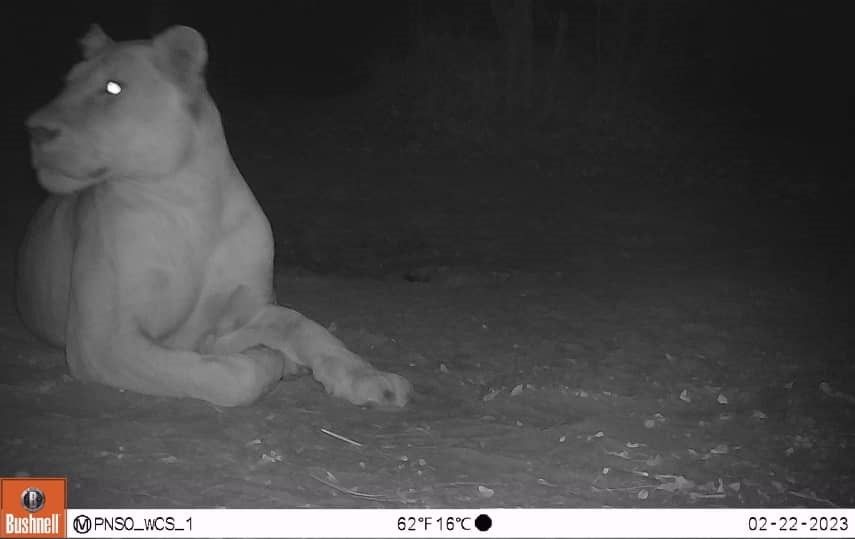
[[819, 382, 855, 405], [788, 490, 840, 508], [320, 427, 363, 448], [308, 472, 395, 502]]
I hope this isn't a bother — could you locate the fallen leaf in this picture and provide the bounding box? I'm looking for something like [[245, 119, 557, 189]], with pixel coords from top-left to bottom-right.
[[655, 475, 695, 492], [482, 389, 501, 401], [709, 444, 729, 455], [478, 486, 494, 498], [646, 454, 663, 467]]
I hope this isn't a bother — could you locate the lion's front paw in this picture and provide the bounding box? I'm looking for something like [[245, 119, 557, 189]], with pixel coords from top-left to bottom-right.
[[341, 369, 412, 408], [241, 345, 286, 395]]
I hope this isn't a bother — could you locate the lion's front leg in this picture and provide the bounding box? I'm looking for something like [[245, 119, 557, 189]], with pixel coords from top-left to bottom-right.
[[67, 329, 286, 407], [201, 305, 412, 407], [65, 292, 286, 407]]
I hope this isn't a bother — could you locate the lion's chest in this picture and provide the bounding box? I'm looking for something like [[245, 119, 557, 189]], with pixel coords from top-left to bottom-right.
[[76, 193, 220, 341], [123, 216, 216, 338]]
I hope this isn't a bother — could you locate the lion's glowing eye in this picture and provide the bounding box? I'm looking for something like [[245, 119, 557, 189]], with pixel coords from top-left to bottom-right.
[[105, 80, 123, 96]]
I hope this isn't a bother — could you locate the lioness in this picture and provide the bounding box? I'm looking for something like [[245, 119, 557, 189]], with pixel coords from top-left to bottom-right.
[[17, 25, 412, 407]]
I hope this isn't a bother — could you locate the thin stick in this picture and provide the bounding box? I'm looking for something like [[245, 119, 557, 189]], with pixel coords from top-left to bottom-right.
[[788, 490, 840, 508], [320, 427, 363, 448], [308, 472, 393, 501]]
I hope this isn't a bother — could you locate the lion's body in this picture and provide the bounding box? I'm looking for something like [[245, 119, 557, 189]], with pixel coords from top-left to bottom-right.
[[17, 138, 274, 357], [16, 25, 411, 407]]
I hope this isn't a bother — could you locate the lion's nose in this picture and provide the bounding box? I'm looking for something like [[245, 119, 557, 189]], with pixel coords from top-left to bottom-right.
[[28, 125, 62, 146]]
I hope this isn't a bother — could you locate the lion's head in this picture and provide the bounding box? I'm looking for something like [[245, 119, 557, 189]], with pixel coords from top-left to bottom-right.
[[27, 25, 210, 194]]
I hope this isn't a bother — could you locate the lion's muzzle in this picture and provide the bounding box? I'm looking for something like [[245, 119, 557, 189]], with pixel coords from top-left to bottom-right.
[[28, 124, 62, 146]]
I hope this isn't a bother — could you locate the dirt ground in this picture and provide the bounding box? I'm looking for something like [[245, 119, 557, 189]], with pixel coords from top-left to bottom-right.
[[1, 98, 852, 509]]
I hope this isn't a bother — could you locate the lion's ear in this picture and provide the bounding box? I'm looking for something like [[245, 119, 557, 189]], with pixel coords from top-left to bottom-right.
[[80, 24, 113, 59], [153, 26, 208, 92]]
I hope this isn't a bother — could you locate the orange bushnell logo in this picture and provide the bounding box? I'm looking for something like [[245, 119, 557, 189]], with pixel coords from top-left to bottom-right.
[[0, 478, 66, 538]]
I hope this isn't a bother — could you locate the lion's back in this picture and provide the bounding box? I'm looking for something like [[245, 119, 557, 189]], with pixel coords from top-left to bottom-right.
[[16, 194, 79, 347]]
